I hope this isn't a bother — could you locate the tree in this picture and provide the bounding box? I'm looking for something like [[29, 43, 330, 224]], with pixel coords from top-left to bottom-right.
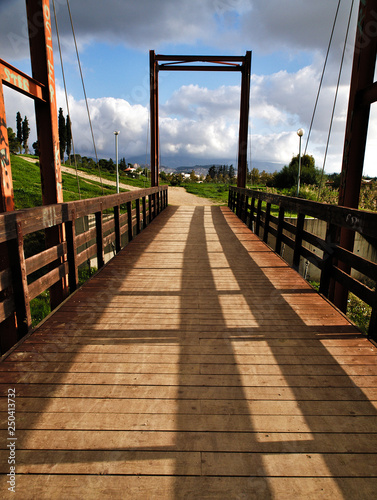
[[273, 154, 320, 189], [7, 127, 21, 153], [190, 170, 198, 182], [58, 107, 66, 162], [229, 165, 235, 181], [16, 111, 22, 148], [32, 140, 40, 156], [208, 165, 217, 180], [22, 116, 30, 154], [65, 114, 71, 163], [250, 167, 260, 186]]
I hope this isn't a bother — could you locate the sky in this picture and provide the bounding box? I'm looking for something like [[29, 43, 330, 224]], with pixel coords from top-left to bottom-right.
[[1, 0, 376, 175]]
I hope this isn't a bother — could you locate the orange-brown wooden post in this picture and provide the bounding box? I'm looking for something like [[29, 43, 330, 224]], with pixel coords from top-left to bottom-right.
[[237, 51, 251, 188], [150, 50, 159, 187], [333, 0, 377, 312], [26, 0, 68, 308], [0, 81, 18, 352], [0, 84, 14, 213]]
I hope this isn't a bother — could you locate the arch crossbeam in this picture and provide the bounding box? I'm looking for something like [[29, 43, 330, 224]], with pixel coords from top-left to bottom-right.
[[149, 51, 252, 188]]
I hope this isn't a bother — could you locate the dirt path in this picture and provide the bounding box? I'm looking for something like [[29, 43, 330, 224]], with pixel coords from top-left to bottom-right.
[[167, 186, 217, 206], [19, 156, 216, 205]]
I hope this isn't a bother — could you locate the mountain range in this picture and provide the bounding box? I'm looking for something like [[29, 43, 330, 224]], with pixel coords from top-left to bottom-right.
[[127, 154, 284, 175]]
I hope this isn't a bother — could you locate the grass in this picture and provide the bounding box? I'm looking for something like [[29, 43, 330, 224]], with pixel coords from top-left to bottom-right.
[[309, 281, 372, 335], [30, 267, 98, 327], [65, 163, 153, 189], [10, 154, 127, 209], [183, 183, 231, 204], [10, 154, 124, 327]]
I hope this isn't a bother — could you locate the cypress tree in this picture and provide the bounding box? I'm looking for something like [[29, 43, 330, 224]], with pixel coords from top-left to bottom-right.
[[65, 114, 72, 164], [22, 116, 30, 154], [16, 111, 22, 149], [58, 107, 66, 162]]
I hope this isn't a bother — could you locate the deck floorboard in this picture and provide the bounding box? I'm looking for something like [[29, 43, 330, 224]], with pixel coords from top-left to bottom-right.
[[1, 205, 376, 499]]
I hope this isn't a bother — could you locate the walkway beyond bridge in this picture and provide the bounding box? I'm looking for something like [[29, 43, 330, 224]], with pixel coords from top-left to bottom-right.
[[1, 205, 376, 499]]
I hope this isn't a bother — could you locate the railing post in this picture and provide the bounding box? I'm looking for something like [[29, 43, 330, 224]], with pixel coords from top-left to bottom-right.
[[248, 196, 255, 231], [293, 212, 305, 272], [243, 195, 249, 224], [142, 196, 147, 229], [13, 222, 31, 337], [136, 198, 141, 235], [319, 223, 337, 298], [65, 210, 78, 293], [255, 199, 262, 237], [275, 205, 285, 254], [263, 202, 271, 244], [127, 201, 133, 242], [95, 207, 104, 269], [236, 191, 241, 218], [148, 195, 152, 223], [114, 205, 121, 253]]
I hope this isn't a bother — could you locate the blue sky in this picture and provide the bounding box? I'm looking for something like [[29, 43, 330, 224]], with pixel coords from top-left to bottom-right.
[[2, 0, 376, 175]]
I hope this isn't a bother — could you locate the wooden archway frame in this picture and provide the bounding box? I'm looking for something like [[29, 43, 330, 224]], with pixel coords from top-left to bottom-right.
[[149, 51, 252, 188]]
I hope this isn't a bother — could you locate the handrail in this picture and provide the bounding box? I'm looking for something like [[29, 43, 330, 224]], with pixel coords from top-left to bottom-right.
[[229, 186, 377, 340], [0, 186, 168, 352]]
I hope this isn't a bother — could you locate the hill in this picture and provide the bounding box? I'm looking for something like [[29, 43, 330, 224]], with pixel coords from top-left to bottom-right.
[[127, 154, 284, 175], [10, 155, 122, 210]]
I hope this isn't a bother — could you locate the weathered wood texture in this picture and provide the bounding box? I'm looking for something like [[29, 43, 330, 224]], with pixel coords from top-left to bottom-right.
[[0, 186, 168, 353], [0, 206, 376, 499], [229, 186, 377, 339]]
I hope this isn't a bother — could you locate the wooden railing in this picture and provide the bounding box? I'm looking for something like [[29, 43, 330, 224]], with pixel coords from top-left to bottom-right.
[[229, 186, 377, 340], [0, 186, 168, 353]]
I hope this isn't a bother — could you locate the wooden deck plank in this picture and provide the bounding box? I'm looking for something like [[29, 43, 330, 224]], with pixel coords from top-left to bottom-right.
[[2, 412, 376, 433], [1, 476, 376, 500], [1, 205, 376, 499], [3, 397, 376, 415], [1, 383, 376, 401], [7, 429, 377, 453]]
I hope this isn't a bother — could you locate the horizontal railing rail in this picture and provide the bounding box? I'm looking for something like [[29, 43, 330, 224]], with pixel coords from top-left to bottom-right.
[[229, 186, 377, 340], [0, 185, 168, 353]]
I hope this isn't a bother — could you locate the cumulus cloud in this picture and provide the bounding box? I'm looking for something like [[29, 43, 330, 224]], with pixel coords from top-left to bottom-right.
[[2, 0, 374, 175], [1, 0, 356, 60]]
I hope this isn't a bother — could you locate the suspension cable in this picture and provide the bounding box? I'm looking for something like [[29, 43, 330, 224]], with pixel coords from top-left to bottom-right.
[[66, 0, 104, 194], [52, 0, 81, 199], [317, 0, 355, 200], [304, 0, 342, 155]]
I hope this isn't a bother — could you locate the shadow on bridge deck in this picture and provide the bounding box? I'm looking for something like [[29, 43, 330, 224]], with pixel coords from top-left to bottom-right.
[[1, 205, 376, 499]]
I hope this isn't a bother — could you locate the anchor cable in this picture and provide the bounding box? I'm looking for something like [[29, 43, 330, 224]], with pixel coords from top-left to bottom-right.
[[52, 0, 81, 199], [66, 0, 104, 194]]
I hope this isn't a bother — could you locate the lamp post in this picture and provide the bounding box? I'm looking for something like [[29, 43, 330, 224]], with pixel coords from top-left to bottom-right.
[[296, 128, 304, 197], [114, 131, 120, 194]]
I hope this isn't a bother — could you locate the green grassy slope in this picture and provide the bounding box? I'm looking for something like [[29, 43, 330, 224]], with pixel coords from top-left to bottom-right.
[[11, 155, 126, 210]]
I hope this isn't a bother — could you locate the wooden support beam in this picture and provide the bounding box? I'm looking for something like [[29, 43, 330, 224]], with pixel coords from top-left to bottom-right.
[[335, 0, 377, 312], [26, 0, 68, 309], [237, 51, 251, 188], [150, 50, 159, 187]]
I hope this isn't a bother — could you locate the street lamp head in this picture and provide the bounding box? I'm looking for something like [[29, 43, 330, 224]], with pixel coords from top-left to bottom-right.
[[297, 128, 304, 137], [114, 131, 120, 135]]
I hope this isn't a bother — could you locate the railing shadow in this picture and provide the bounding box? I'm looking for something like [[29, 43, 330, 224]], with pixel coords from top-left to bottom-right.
[[0, 204, 376, 498]]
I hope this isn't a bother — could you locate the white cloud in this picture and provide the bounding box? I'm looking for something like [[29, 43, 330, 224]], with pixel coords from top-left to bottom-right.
[[3, 0, 375, 176], [1, 0, 356, 60]]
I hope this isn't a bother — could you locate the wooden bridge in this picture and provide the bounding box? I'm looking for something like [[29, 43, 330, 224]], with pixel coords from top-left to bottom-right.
[[1, 187, 376, 499]]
